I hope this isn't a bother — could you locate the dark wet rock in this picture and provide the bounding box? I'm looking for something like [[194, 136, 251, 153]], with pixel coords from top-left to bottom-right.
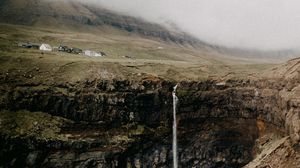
[[0, 77, 299, 167]]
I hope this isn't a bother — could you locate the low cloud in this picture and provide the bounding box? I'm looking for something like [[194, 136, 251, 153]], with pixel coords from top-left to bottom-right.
[[62, 0, 300, 50]]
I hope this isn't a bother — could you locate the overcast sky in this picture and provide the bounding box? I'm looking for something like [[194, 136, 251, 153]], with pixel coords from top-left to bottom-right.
[[78, 0, 300, 50]]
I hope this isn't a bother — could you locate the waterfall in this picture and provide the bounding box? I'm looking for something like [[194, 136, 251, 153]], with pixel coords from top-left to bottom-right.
[[172, 85, 178, 168]]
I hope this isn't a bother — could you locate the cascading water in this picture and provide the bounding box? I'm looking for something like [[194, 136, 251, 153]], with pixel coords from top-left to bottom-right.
[[172, 85, 178, 168]]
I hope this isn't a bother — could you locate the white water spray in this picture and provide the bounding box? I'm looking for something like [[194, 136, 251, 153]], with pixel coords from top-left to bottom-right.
[[172, 85, 178, 168]]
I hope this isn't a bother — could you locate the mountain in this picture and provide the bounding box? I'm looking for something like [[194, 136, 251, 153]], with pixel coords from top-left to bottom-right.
[[1, 0, 300, 62], [209, 45, 300, 62], [0, 0, 204, 46]]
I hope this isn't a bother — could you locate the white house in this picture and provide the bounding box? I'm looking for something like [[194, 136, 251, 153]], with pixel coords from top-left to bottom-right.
[[39, 44, 52, 51], [84, 50, 103, 57]]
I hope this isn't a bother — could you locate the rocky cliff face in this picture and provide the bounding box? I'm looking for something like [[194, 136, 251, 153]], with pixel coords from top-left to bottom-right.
[[1, 72, 298, 167]]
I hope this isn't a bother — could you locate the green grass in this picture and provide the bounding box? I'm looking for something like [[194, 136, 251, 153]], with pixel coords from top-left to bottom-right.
[[0, 23, 280, 82], [0, 110, 72, 140]]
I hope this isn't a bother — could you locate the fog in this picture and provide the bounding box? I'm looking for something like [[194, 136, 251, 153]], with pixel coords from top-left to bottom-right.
[[76, 0, 300, 50]]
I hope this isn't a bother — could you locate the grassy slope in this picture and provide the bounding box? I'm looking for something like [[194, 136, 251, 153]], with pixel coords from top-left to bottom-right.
[[0, 23, 278, 83]]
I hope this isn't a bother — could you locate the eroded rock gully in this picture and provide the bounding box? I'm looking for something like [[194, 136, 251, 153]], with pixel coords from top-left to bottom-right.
[[0, 77, 299, 168]]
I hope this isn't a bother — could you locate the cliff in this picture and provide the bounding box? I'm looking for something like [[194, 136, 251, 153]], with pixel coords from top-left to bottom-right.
[[1, 66, 300, 167]]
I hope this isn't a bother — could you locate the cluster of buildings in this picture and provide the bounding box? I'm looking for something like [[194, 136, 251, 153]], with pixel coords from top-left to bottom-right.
[[18, 42, 107, 57]]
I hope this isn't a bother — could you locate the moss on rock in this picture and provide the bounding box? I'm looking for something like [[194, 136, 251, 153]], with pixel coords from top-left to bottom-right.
[[0, 110, 72, 141]]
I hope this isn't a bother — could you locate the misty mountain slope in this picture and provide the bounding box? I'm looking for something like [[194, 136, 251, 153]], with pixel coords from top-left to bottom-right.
[[0, 0, 287, 81], [210, 45, 300, 63], [1, 0, 299, 63], [0, 0, 204, 46]]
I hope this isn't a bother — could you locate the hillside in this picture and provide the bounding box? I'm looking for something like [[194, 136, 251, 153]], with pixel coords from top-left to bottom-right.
[[0, 0, 204, 46], [1, 0, 299, 63], [0, 0, 286, 82]]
